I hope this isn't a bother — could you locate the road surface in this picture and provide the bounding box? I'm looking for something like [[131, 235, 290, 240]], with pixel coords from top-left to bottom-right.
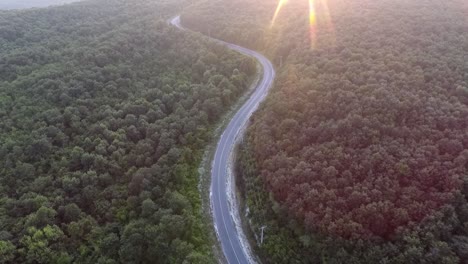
[[170, 16, 275, 264]]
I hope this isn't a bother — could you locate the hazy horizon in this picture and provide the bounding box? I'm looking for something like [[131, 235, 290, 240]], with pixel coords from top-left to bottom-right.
[[0, 0, 80, 10]]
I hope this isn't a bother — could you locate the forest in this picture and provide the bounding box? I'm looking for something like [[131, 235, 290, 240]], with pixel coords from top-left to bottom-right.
[[184, 0, 468, 263], [0, 0, 256, 263]]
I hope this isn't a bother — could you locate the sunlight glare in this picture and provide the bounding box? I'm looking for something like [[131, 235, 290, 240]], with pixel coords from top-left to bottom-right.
[[271, 0, 288, 26], [271, 0, 336, 49], [317, 0, 336, 47], [309, 0, 317, 48]]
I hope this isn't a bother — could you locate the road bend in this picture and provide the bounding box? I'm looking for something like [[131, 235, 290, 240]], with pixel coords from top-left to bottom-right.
[[170, 16, 275, 264]]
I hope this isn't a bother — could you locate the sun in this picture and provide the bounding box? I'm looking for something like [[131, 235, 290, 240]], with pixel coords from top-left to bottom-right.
[[271, 0, 335, 49]]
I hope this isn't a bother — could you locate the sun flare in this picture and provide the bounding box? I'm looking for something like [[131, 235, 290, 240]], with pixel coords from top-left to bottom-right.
[[309, 0, 317, 48], [271, 0, 288, 26], [272, 0, 335, 49]]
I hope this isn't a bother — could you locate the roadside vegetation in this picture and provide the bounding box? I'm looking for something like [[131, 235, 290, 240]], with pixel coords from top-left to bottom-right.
[[184, 0, 468, 262], [0, 0, 256, 262]]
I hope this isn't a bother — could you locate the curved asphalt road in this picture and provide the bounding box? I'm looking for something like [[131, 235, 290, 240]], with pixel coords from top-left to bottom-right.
[[170, 16, 275, 264]]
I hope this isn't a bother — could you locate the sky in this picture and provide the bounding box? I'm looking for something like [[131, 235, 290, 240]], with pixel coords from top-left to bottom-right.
[[0, 0, 80, 10]]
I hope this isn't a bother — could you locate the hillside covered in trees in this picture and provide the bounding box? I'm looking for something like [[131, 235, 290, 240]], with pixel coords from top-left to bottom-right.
[[184, 0, 468, 262], [0, 0, 256, 262]]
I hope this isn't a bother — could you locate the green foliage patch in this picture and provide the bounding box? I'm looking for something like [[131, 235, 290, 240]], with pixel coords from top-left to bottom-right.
[[0, 0, 256, 262]]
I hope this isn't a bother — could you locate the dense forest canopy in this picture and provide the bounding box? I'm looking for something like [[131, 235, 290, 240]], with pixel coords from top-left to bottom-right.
[[185, 0, 468, 262], [0, 0, 256, 263]]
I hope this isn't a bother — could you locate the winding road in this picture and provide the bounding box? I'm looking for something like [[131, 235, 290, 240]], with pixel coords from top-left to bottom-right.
[[170, 16, 275, 264]]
